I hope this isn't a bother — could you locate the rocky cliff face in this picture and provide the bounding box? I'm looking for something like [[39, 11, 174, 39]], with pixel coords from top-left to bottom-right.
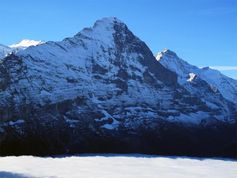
[[0, 17, 236, 157]]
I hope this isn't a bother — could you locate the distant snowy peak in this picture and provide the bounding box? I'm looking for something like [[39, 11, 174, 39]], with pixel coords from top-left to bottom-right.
[[0, 40, 43, 59], [156, 49, 198, 78], [156, 49, 237, 104], [157, 49, 178, 58], [10, 39, 44, 49], [0, 44, 13, 59]]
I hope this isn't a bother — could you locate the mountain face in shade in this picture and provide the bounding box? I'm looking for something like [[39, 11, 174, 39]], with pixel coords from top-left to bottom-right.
[[0, 44, 12, 59], [0, 17, 236, 157]]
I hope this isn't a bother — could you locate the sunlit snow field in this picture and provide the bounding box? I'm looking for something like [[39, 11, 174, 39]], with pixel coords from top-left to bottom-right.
[[0, 154, 236, 178]]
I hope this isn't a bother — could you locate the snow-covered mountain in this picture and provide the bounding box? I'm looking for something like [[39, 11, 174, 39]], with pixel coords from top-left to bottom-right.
[[156, 49, 237, 105], [0, 40, 43, 60], [0, 17, 236, 157]]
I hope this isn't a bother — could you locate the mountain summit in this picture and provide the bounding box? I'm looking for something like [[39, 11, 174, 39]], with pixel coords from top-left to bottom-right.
[[0, 18, 236, 157], [156, 49, 237, 104]]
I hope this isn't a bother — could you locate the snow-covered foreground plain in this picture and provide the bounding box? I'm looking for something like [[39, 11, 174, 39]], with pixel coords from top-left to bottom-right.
[[0, 155, 236, 178]]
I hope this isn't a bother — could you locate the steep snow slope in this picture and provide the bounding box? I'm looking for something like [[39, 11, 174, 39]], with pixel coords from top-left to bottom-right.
[[0, 17, 236, 156], [200, 67, 237, 103], [156, 49, 237, 105]]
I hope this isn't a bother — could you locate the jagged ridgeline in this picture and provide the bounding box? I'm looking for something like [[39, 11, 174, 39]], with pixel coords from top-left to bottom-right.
[[0, 17, 236, 157]]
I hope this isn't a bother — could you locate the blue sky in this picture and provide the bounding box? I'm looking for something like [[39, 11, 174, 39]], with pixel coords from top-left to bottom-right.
[[0, 0, 236, 78]]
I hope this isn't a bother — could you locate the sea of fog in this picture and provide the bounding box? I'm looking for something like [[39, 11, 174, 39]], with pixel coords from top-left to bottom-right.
[[0, 154, 236, 178]]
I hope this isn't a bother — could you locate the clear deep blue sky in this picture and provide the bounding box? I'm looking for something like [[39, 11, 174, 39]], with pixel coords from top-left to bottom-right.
[[0, 0, 236, 78]]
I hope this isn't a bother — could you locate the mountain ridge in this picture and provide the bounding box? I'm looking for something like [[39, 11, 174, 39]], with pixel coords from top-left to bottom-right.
[[0, 40, 43, 60], [156, 49, 237, 105], [0, 17, 236, 157]]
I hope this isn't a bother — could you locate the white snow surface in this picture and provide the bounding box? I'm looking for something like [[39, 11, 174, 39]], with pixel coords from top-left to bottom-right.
[[0, 155, 236, 178], [187, 73, 196, 82]]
